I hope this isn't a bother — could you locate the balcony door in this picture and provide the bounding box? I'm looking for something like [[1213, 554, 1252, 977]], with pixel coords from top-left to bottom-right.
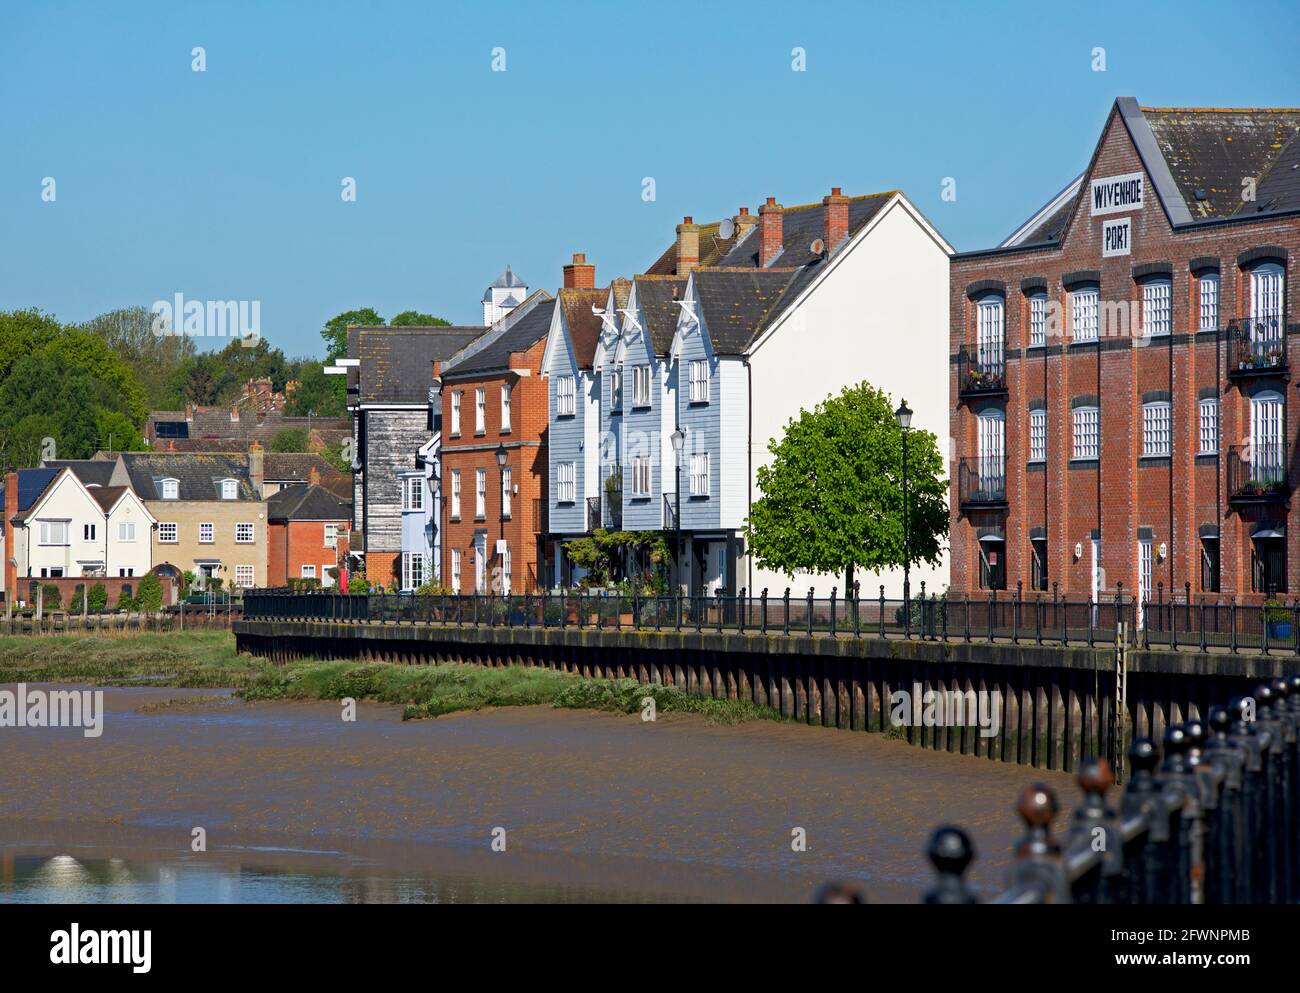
[[977, 409, 1005, 496], [976, 297, 1004, 378], [1250, 390, 1285, 485], [1251, 262, 1284, 341]]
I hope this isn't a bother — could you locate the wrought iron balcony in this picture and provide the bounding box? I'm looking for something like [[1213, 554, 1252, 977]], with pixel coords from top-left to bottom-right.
[[586, 495, 601, 532], [663, 493, 679, 531], [957, 456, 1007, 509], [1227, 444, 1289, 504], [1226, 316, 1288, 378], [602, 487, 623, 529], [956, 346, 1007, 399]]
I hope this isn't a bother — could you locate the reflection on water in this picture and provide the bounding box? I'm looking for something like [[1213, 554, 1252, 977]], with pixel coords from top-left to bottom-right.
[[0, 851, 665, 904]]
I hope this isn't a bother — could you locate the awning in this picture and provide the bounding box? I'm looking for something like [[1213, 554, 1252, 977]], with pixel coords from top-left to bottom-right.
[[1253, 528, 1285, 539], [978, 533, 1006, 544]]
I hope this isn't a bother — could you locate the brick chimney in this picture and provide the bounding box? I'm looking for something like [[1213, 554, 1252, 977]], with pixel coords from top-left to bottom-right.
[[185, 402, 195, 423], [562, 252, 596, 289], [230, 403, 240, 423], [733, 206, 758, 240], [4, 471, 17, 607], [823, 187, 849, 250], [759, 197, 784, 267], [309, 465, 321, 486], [249, 443, 264, 497], [675, 216, 700, 274]]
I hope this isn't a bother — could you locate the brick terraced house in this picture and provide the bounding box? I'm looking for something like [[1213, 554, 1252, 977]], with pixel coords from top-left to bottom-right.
[[949, 98, 1300, 605]]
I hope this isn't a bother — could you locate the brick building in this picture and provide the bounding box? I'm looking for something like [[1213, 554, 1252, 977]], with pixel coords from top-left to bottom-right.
[[267, 473, 352, 586], [440, 292, 556, 593], [950, 98, 1299, 606]]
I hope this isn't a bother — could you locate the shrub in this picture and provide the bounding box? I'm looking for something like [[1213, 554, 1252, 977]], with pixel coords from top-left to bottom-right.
[[42, 583, 61, 608], [348, 574, 372, 594], [117, 590, 135, 612], [70, 589, 85, 613], [88, 584, 108, 613], [136, 572, 164, 612]]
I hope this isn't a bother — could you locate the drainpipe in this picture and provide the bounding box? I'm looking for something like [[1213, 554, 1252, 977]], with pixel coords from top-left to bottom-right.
[[746, 356, 753, 596]]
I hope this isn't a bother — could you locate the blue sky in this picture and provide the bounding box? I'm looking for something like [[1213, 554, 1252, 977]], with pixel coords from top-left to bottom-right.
[[2, 0, 1297, 357]]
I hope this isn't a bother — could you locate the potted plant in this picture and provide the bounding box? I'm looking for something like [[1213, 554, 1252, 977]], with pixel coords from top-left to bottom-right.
[[1264, 598, 1291, 641]]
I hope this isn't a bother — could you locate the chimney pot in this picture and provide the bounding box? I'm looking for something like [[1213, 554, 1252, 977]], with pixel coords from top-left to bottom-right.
[[823, 186, 849, 250], [758, 198, 784, 267], [831, 187, 842, 196], [562, 252, 596, 289], [675, 216, 701, 274], [739, 206, 750, 216], [765, 197, 776, 206]]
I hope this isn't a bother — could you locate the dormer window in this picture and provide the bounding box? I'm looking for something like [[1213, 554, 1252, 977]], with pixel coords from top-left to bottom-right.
[[221, 478, 238, 500], [161, 478, 179, 500]]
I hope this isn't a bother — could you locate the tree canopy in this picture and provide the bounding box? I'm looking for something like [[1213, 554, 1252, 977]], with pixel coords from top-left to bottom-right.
[[745, 382, 948, 593]]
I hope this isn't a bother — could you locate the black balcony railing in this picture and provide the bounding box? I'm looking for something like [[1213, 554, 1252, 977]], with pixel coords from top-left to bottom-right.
[[586, 495, 601, 532], [663, 493, 678, 531], [956, 345, 1006, 397], [1226, 316, 1289, 377], [957, 456, 1007, 507], [1227, 444, 1288, 503]]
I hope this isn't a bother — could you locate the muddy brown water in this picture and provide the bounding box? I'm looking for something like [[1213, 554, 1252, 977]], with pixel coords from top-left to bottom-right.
[[0, 684, 1074, 903]]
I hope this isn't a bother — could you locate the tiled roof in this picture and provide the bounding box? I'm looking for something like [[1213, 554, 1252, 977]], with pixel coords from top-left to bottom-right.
[[88, 485, 129, 513], [119, 453, 260, 502], [633, 276, 688, 355], [355, 326, 486, 404], [558, 287, 614, 368], [43, 459, 116, 488], [263, 452, 347, 485], [267, 483, 352, 522], [645, 219, 743, 275], [692, 269, 802, 355], [444, 293, 555, 377], [717, 193, 894, 269]]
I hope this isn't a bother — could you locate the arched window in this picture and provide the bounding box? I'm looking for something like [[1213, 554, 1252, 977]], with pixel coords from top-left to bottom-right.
[[1250, 262, 1284, 341], [976, 408, 1005, 490], [161, 478, 179, 500], [1250, 389, 1285, 482], [975, 296, 1005, 374]]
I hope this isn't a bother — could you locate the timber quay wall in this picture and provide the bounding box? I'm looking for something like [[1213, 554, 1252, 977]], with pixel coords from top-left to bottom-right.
[[233, 618, 1298, 774]]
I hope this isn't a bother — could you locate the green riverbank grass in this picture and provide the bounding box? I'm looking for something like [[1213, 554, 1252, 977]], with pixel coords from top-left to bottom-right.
[[0, 631, 776, 724]]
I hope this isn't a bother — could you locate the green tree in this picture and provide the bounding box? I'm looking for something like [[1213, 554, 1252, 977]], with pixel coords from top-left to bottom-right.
[[88, 583, 108, 613], [283, 361, 347, 416], [390, 311, 450, 327], [78, 306, 198, 409], [269, 427, 310, 452], [322, 308, 384, 361], [136, 572, 164, 612], [745, 382, 948, 593]]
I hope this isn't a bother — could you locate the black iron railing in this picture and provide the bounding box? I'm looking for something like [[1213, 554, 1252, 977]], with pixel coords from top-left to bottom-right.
[[957, 456, 1006, 507], [243, 586, 1300, 656], [663, 493, 678, 530], [1226, 316, 1289, 377], [916, 677, 1300, 905], [1227, 444, 1288, 502], [586, 495, 601, 532], [956, 345, 1006, 397]]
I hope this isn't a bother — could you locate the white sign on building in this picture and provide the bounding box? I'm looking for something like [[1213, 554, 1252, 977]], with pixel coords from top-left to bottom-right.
[[1102, 217, 1132, 257], [1090, 172, 1144, 216]]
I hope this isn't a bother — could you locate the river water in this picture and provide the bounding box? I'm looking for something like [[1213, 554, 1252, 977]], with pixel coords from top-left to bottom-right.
[[0, 684, 1072, 903]]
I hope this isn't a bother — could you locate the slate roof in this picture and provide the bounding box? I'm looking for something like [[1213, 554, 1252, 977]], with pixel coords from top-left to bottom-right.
[[481, 265, 527, 302], [88, 486, 129, 513], [119, 453, 261, 502], [444, 295, 556, 377], [263, 452, 339, 482], [716, 193, 895, 269], [633, 276, 689, 355], [43, 459, 116, 488], [645, 219, 744, 275], [355, 326, 486, 404], [0, 468, 60, 516], [267, 483, 352, 522], [692, 269, 802, 355], [997, 100, 1300, 250], [559, 286, 618, 368]]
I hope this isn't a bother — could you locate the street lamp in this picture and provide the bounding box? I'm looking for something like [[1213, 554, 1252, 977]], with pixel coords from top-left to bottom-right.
[[670, 427, 686, 598], [495, 443, 508, 593], [895, 399, 913, 610]]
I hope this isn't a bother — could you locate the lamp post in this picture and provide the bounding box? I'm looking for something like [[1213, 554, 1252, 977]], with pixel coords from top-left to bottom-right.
[[895, 399, 913, 610], [670, 427, 686, 598], [495, 443, 508, 594]]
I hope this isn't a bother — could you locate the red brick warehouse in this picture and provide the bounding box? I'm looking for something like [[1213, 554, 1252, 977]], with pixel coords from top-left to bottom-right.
[[949, 98, 1299, 605]]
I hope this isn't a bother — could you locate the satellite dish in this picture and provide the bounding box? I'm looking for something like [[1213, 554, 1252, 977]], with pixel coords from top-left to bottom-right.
[[718, 217, 736, 240], [810, 238, 826, 256]]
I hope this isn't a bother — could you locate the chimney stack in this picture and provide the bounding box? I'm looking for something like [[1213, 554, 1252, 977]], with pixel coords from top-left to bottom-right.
[[249, 442, 264, 497], [4, 471, 17, 608], [230, 403, 240, 423], [733, 206, 758, 240], [759, 197, 784, 267], [823, 187, 849, 250], [309, 465, 321, 486], [185, 402, 195, 423], [562, 252, 596, 289], [675, 216, 700, 274]]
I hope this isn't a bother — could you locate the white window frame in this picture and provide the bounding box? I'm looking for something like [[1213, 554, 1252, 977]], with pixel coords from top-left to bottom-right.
[[161, 478, 179, 500], [501, 544, 512, 595], [475, 468, 486, 519], [401, 552, 425, 591], [235, 564, 255, 588], [631, 456, 652, 497], [1250, 390, 1285, 482], [501, 467, 512, 519], [557, 462, 576, 504], [1199, 398, 1219, 455], [118, 521, 136, 542], [688, 452, 710, 497], [235, 522, 255, 544], [221, 478, 238, 500], [475, 387, 486, 434], [1142, 400, 1171, 456], [451, 548, 462, 591], [1251, 262, 1285, 334], [1029, 408, 1046, 463], [1072, 406, 1099, 460], [556, 375, 576, 416], [158, 522, 178, 544], [976, 297, 1005, 367], [403, 476, 424, 512], [1199, 274, 1219, 333], [610, 369, 623, 411], [199, 522, 214, 544], [324, 522, 338, 548], [301, 564, 317, 580], [38, 521, 69, 545], [450, 469, 461, 519], [1029, 293, 1047, 348], [83, 523, 96, 541], [1071, 287, 1099, 342], [632, 365, 652, 407], [688, 359, 709, 404], [977, 409, 1005, 489], [500, 384, 512, 432], [450, 391, 462, 435], [1141, 279, 1172, 338]]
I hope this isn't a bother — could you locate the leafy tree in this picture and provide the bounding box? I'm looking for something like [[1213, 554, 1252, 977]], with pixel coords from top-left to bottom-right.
[[390, 311, 450, 327], [269, 427, 310, 452], [322, 308, 384, 361], [283, 361, 347, 416], [79, 306, 197, 409], [88, 583, 108, 613], [136, 572, 164, 612], [42, 583, 61, 608], [116, 589, 135, 611], [745, 382, 948, 593]]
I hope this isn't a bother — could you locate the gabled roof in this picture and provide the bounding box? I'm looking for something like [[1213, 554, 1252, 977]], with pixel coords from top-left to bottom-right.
[[632, 275, 689, 355], [717, 192, 895, 269], [267, 483, 352, 522], [43, 459, 116, 488], [88, 485, 129, 513], [0, 468, 60, 516], [690, 269, 802, 355], [355, 326, 486, 404], [118, 453, 260, 502], [444, 292, 556, 378], [558, 286, 617, 368], [481, 265, 528, 301], [263, 452, 348, 486], [645, 219, 744, 275]]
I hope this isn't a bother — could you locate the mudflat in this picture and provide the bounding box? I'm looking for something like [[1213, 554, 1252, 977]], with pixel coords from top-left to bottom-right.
[[0, 684, 1074, 902]]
